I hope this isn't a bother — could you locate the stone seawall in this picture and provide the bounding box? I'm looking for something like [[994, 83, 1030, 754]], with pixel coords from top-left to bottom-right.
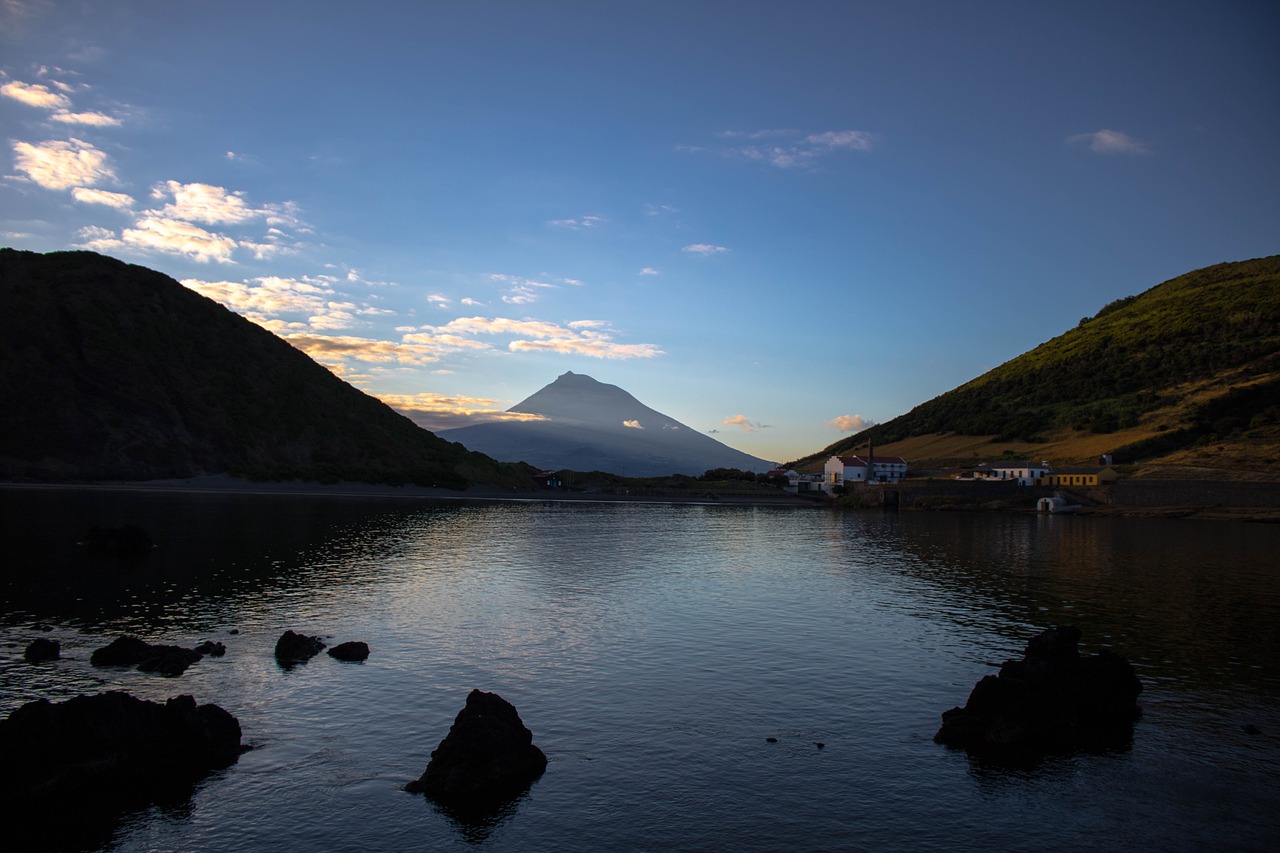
[[866, 479, 1280, 510]]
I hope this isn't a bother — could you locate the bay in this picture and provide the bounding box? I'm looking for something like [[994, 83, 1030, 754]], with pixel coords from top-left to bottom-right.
[[1, 488, 1277, 851]]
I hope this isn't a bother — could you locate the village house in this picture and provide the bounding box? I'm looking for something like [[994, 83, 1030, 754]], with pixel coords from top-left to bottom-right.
[[1044, 465, 1118, 487], [823, 453, 909, 491], [972, 460, 1053, 485]]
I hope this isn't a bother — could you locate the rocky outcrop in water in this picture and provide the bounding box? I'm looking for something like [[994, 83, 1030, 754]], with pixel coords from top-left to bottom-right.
[[24, 637, 60, 662], [90, 635, 210, 676], [328, 641, 370, 661], [406, 690, 547, 810], [275, 630, 326, 665], [0, 692, 242, 812], [934, 626, 1142, 764]]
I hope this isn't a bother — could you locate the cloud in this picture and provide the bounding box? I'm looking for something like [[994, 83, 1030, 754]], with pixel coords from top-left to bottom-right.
[[427, 293, 451, 308], [685, 129, 875, 168], [378, 392, 547, 432], [683, 243, 729, 256], [50, 110, 122, 127], [115, 216, 238, 263], [1065, 129, 1149, 155], [283, 333, 475, 372], [623, 419, 644, 429], [639, 267, 660, 276], [827, 414, 876, 432], [461, 297, 484, 306], [489, 273, 560, 305], [722, 414, 770, 432], [548, 214, 605, 230], [71, 187, 133, 209], [1, 80, 72, 109], [150, 180, 262, 225], [10, 138, 115, 189], [183, 275, 335, 318], [644, 203, 678, 216], [415, 316, 664, 360]]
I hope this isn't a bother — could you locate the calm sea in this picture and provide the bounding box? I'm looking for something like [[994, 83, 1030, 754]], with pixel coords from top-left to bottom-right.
[[1, 488, 1277, 852]]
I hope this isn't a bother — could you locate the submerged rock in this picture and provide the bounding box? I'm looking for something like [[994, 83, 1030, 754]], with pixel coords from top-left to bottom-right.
[[328, 641, 370, 661], [934, 626, 1142, 764], [90, 635, 155, 667], [24, 637, 60, 662], [406, 689, 547, 809], [275, 630, 326, 664], [195, 640, 227, 657], [0, 691, 242, 812], [91, 635, 214, 676]]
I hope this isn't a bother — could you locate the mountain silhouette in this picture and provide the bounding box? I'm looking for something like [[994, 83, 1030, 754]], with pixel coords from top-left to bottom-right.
[[439, 372, 776, 476]]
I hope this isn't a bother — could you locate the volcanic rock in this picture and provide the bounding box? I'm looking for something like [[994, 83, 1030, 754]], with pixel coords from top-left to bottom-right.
[[195, 640, 227, 656], [275, 630, 326, 664], [24, 637, 60, 662], [328, 641, 370, 661], [406, 689, 547, 808], [934, 626, 1142, 764], [90, 635, 154, 666]]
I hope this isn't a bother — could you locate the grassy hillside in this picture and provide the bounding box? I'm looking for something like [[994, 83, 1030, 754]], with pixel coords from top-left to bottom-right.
[[0, 249, 527, 487], [791, 255, 1280, 478]]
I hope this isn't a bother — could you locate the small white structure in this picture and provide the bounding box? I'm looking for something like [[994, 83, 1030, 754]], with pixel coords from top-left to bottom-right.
[[1037, 494, 1082, 513], [823, 454, 908, 490]]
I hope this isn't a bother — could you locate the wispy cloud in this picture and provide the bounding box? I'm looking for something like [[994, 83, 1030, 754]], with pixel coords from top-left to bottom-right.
[[548, 214, 605, 230], [1065, 129, 1149, 155], [70, 187, 133, 209], [722, 414, 771, 432], [683, 243, 729, 256], [378, 392, 546, 432], [827, 414, 876, 432], [1, 79, 71, 109], [489, 273, 573, 305], [151, 180, 263, 225], [411, 316, 664, 360], [50, 110, 121, 127], [682, 128, 875, 169], [82, 216, 238, 263], [10, 138, 115, 189], [639, 266, 660, 276]]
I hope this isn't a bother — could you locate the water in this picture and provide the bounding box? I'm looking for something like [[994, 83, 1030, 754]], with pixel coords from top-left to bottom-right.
[[1, 488, 1277, 851]]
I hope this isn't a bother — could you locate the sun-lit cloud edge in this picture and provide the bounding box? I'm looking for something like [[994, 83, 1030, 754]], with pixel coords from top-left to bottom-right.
[[376, 392, 547, 432], [827, 414, 877, 432], [1065, 129, 1149, 155]]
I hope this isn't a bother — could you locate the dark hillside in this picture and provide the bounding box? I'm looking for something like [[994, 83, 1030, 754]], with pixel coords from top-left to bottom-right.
[[0, 249, 509, 486], [791, 255, 1280, 472]]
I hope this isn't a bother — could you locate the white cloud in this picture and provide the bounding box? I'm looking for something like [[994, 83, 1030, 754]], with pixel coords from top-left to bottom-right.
[[722, 414, 770, 432], [427, 293, 451, 308], [71, 187, 133, 209], [415, 316, 664, 360], [1065, 129, 1149, 155], [151, 180, 261, 224], [685, 128, 876, 168], [1, 80, 72, 109], [378, 392, 546, 432], [640, 267, 660, 276], [10, 138, 115, 189], [683, 243, 729, 255], [623, 419, 644, 429], [50, 110, 122, 127], [461, 297, 484, 306], [183, 275, 335, 318], [110, 216, 237, 263], [548, 214, 606, 230], [827, 414, 876, 432]]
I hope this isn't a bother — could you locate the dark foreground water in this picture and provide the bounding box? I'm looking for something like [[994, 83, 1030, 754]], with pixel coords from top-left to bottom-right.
[[1, 488, 1278, 852]]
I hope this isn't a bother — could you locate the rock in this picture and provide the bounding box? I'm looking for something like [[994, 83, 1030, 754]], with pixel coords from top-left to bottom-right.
[[934, 626, 1142, 764], [0, 691, 241, 839], [81, 525, 152, 558], [90, 635, 154, 667], [195, 641, 226, 656], [328, 641, 370, 661], [406, 689, 547, 809], [91, 635, 209, 676], [274, 630, 326, 664], [24, 637, 60, 663]]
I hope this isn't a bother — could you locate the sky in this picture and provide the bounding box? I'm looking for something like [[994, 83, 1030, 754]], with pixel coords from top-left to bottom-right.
[[3, 0, 1277, 464]]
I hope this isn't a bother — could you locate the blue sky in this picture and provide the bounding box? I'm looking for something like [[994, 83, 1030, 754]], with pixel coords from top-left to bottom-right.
[[3, 1, 1277, 464]]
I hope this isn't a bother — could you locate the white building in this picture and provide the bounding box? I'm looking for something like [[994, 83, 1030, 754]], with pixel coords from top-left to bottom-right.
[[974, 460, 1052, 486], [823, 454, 908, 490]]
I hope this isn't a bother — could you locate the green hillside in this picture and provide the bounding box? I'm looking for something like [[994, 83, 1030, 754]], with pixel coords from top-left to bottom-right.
[[791, 255, 1280, 473], [0, 249, 524, 487]]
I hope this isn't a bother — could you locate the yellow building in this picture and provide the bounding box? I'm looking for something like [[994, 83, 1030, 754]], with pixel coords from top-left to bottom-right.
[[1044, 465, 1118, 487]]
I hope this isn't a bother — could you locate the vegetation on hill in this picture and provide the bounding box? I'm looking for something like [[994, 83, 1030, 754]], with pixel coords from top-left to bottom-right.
[[790, 255, 1280, 476], [0, 249, 526, 487]]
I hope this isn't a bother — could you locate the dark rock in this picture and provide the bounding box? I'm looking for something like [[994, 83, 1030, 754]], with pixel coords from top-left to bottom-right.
[[934, 626, 1142, 764], [81, 525, 153, 558], [274, 630, 326, 664], [406, 689, 547, 810], [195, 641, 226, 656], [90, 635, 154, 667], [91, 635, 209, 676], [765, 737, 777, 743], [228, 629, 240, 635], [0, 691, 241, 841], [24, 637, 60, 662], [328, 641, 370, 661], [137, 645, 204, 676]]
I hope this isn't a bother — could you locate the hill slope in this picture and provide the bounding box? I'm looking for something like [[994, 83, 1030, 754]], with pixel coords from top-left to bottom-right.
[[438, 371, 777, 477], [0, 249, 512, 487], [791, 255, 1280, 477]]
